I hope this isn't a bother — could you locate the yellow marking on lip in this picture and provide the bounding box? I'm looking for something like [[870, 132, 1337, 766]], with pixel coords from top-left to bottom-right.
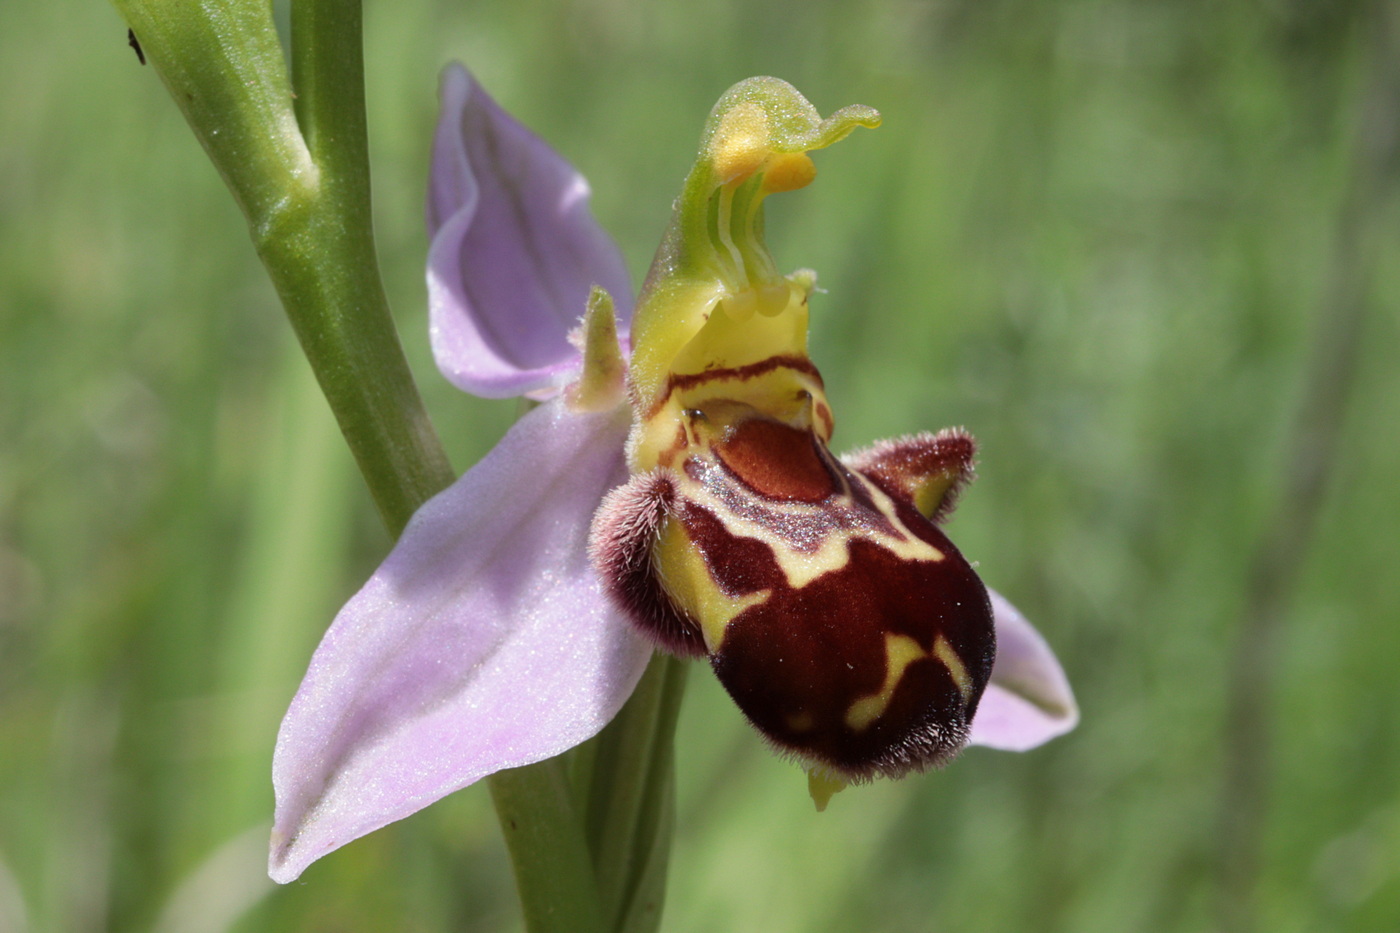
[[844, 633, 975, 732], [671, 364, 823, 425], [653, 518, 770, 653], [933, 634, 973, 703], [844, 634, 926, 732], [629, 355, 825, 473], [686, 471, 944, 590]]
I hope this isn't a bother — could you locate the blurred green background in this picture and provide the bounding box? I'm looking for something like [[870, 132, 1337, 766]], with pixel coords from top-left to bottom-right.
[[3, 0, 1398, 930]]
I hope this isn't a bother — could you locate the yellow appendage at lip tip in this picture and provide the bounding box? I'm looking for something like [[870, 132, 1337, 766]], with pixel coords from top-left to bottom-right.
[[807, 769, 849, 812]]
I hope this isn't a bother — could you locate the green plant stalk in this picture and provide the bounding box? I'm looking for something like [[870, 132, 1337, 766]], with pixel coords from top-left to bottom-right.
[[106, 2, 683, 930], [571, 656, 687, 933], [490, 763, 607, 933]]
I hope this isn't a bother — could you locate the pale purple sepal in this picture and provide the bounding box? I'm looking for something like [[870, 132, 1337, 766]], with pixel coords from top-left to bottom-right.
[[968, 589, 1078, 751], [427, 64, 634, 399], [268, 399, 650, 883]]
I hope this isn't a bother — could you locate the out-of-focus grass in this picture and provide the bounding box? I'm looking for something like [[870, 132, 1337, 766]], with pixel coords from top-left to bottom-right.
[[2, 0, 1397, 931]]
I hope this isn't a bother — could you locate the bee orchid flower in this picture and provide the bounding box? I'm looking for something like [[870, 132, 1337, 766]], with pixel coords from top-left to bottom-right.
[[269, 64, 1077, 884]]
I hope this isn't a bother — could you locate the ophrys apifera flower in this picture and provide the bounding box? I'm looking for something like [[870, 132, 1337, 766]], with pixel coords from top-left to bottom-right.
[[269, 66, 1076, 882]]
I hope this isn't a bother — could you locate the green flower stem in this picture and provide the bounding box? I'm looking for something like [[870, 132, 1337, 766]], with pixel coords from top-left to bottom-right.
[[572, 656, 688, 933], [490, 765, 608, 933], [108, 3, 676, 930]]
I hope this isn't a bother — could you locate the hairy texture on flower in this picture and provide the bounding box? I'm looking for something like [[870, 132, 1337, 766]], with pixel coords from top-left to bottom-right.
[[589, 471, 709, 658], [842, 429, 977, 525]]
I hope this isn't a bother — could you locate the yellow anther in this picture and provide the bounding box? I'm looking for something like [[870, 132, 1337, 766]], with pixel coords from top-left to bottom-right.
[[763, 152, 817, 193]]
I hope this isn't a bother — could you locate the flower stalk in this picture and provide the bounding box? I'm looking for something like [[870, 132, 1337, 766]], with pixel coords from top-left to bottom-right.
[[571, 656, 688, 933]]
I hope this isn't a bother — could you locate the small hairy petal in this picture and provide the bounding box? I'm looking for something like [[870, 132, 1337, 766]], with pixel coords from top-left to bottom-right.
[[590, 471, 708, 658], [269, 399, 649, 883], [968, 590, 1078, 751], [840, 429, 976, 523], [427, 64, 633, 398]]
